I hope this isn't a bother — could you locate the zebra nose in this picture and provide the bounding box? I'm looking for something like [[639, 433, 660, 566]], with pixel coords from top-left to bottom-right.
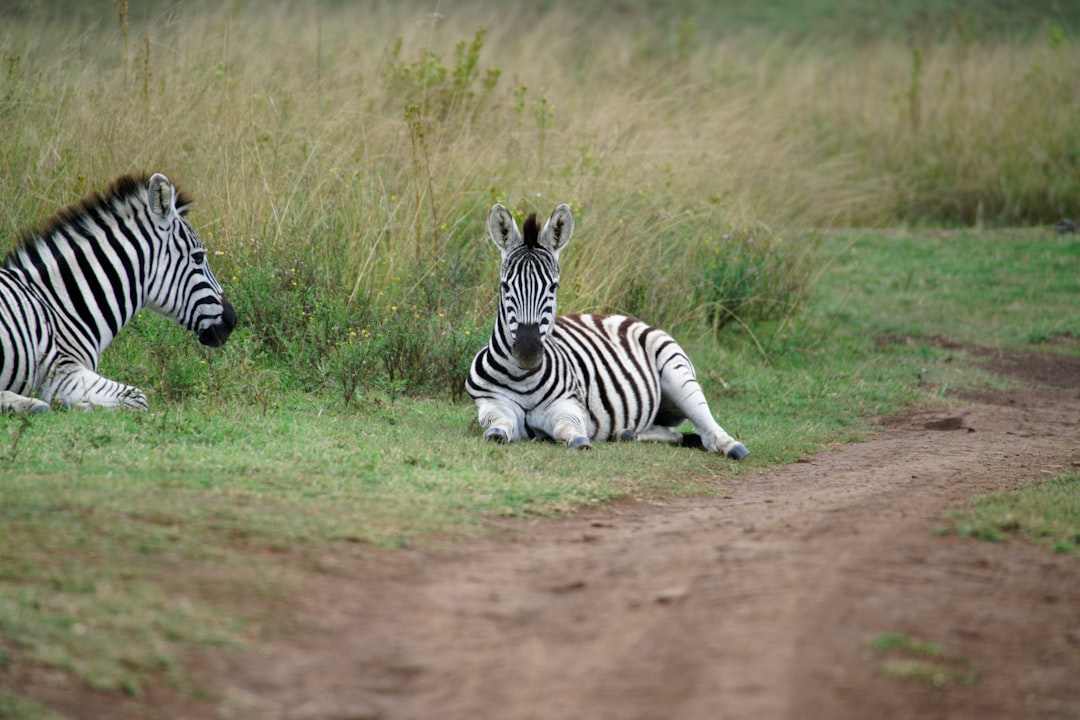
[[512, 323, 543, 370], [197, 297, 236, 348]]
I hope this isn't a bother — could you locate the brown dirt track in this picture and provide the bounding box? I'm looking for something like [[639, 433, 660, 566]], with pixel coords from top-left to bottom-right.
[[31, 349, 1080, 719]]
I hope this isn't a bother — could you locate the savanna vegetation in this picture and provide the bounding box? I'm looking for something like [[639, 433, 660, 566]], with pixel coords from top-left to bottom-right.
[[1, 0, 1078, 712], [2, 0, 1077, 402]]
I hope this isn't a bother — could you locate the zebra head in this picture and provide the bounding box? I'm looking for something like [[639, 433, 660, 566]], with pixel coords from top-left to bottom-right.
[[144, 174, 236, 348], [487, 203, 574, 371]]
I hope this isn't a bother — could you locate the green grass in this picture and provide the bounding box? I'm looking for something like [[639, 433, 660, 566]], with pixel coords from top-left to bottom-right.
[[938, 475, 1080, 554], [1, 0, 1079, 712], [817, 230, 1080, 348], [869, 633, 980, 687]]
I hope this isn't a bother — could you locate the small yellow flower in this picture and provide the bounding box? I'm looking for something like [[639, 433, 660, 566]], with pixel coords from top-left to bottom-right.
[[391, 305, 398, 312]]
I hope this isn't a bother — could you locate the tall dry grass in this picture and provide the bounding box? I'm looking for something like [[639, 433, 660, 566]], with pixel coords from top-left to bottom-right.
[[0, 1, 1076, 396], [0, 4, 834, 312]]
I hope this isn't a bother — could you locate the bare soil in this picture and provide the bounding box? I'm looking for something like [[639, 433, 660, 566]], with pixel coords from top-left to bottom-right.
[[23, 348, 1080, 719]]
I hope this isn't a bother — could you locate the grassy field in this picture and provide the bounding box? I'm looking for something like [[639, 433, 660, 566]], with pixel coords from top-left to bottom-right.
[[1, 0, 1079, 713], [3, 225, 1076, 708]]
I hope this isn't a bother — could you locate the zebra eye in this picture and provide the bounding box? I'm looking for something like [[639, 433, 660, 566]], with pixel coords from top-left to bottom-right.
[[500, 281, 510, 294], [549, 281, 559, 292], [191, 250, 206, 265]]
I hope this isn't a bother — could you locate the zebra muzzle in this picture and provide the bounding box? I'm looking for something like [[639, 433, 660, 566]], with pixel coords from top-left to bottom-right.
[[512, 323, 544, 370], [197, 297, 237, 348]]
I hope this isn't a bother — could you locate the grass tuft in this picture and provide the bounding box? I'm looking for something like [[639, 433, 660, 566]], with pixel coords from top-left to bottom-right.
[[938, 475, 1080, 554], [869, 632, 980, 687]]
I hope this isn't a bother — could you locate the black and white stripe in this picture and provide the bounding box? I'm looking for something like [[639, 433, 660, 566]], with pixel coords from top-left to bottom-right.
[[1, 173, 235, 412], [467, 203, 748, 458]]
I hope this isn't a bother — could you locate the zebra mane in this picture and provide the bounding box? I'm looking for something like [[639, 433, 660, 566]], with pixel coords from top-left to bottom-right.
[[10, 173, 193, 254], [522, 213, 540, 249]]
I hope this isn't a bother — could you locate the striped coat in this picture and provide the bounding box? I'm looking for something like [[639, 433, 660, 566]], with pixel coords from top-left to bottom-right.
[[0, 173, 235, 413]]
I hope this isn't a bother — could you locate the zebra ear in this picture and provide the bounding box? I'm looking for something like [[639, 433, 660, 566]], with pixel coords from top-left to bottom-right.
[[487, 204, 522, 255], [147, 173, 175, 219], [541, 204, 574, 254]]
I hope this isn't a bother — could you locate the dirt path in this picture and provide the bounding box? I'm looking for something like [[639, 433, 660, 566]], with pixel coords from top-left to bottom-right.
[[190, 350, 1078, 720]]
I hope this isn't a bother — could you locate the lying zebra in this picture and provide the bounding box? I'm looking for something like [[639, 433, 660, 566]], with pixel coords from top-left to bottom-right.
[[0, 173, 235, 413], [467, 203, 748, 459]]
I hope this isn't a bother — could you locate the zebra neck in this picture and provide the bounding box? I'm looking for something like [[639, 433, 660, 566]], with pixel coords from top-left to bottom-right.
[[12, 231, 148, 358]]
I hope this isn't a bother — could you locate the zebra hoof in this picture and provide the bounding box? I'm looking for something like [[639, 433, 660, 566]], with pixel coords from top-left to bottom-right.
[[484, 428, 509, 444], [618, 429, 637, 442], [569, 436, 592, 450], [29, 402, 51, 414], [727, 443, 749, 460]]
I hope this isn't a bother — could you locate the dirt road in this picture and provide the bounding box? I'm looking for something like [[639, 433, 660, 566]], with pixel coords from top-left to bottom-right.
[[36, 348, 1080, 719]]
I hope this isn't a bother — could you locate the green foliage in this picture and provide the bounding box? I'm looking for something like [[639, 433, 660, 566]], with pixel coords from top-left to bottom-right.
[[695, 225, 818, 336], [382, 26, 501, 122], [155, 255, 485, 405]]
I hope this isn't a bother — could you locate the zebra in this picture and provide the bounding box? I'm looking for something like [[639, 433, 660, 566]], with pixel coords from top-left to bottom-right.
[[0, 172, 236, 413], [467, 203, 748, 459]]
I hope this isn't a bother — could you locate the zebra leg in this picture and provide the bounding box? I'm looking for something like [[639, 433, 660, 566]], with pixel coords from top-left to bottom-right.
[[529, 399, 592, 450], [631, 426, 684, 445], [658, 366, 748, 459], [0, 391, 50, 414], [477, 399, 526, 444], [41, 366, 149, 411]]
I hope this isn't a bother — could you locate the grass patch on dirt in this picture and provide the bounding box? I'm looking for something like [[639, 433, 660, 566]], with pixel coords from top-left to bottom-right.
[[937, 474, 1080, 554], [869, 633, 980, 688], [0, 689, 65, 720]]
